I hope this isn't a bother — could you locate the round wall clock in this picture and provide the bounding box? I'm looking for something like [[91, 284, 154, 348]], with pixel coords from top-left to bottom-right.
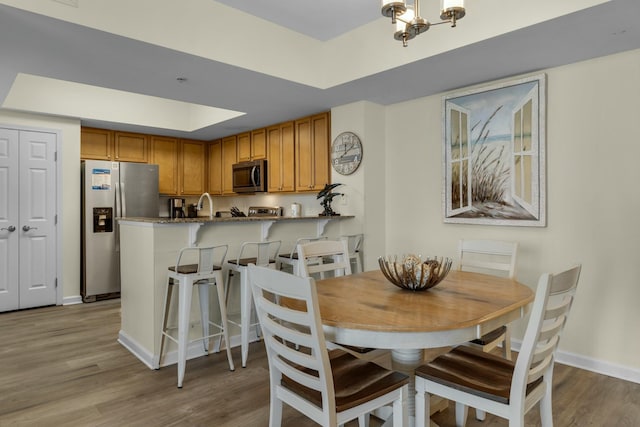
[[331, 131, 363, 175]]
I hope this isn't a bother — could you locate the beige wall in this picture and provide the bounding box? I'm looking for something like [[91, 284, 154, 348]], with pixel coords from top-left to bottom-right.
[[3, 46, 639, 381], [0, 110, 81, 303], [374, 49, 640, 378]]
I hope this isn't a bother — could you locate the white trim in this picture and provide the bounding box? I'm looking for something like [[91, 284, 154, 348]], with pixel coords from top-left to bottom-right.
[[63, 295, 83, 305], [118, 330, 157, 370], [511, 339, 640, 385], [118, 328, 259, 370]]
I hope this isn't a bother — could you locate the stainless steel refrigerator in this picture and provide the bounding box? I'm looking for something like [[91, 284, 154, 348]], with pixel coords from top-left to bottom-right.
[[81, 160, 159, 302]]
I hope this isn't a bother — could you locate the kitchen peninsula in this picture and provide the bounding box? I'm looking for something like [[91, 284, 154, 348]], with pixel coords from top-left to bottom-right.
[[116, 214, 354, 369]]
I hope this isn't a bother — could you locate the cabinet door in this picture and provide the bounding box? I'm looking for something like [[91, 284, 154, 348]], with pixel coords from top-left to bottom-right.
[[222, 136, 237, 195], [311, 113, 330, 190], [251, 128, 267, 160], [267, 122, 295, 193], [280, 122, 295, 192], [81, 127, 113, 160], [295, 117, 313, 191], [207, 140, 223, 195], [180, 140, 206, 195], [114, 131, 148, 163], [237, 132, 252, 162], [295, 113, 329, 192], [150, 136, 179, 195]]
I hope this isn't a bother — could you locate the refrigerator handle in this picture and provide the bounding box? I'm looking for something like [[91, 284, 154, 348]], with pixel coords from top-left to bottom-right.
[[115, 181, 121, 218], [120, 182, 127, 218], [114, 181, 121, 253]]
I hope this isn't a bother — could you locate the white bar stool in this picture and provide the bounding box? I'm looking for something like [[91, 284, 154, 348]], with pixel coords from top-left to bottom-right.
[[223, 240, 281, 368], [157, 245, 235, 388]]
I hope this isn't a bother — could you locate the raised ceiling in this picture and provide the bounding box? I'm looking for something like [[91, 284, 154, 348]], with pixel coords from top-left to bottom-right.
[[0, 0, 639, 140]]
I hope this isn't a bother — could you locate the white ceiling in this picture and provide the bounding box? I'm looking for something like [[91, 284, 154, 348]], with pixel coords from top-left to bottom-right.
[[0, 0, 639, 140], [215, 0, 381, 41]]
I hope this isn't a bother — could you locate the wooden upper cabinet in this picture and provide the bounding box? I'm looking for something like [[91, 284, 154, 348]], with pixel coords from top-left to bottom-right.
[[222, 135, 237, 195], [236, 132, 251, 162], [295, 112, 330, 192], [150, 136, 179, 195], [180, 139, 206, 195], [250, 128, 267, 160], [114, 131, 148, 163], [267, 121, 295, 193], [81, 127, 113, 160], [237, 129, 267, 162], [207, 140, 223, 195]]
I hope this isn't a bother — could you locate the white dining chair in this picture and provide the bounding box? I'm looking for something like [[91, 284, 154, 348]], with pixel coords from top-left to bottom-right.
[[276, 236, 327, 276], [415, 264, 581, 427], [248, 264, 409, 427], [458, 239, 519, 360], [297, 239, 378, 358], [297, 239, 352, 280]]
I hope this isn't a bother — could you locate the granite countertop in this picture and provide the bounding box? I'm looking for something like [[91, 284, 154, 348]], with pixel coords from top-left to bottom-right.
[[118, 215, 353, 224]]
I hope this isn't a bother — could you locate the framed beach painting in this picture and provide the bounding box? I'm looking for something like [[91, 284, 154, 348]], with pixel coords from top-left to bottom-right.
[[442, 74, 546, 227]]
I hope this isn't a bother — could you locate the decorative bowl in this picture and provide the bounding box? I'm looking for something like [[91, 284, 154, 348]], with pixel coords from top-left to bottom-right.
[[378, 254, 452, 291]]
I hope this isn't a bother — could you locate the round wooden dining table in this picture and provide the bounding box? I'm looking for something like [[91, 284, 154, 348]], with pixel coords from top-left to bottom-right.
[[314, 269, 534, 426]]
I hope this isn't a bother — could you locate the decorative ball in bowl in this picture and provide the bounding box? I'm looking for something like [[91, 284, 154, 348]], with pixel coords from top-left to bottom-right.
[[378, 254, 452, 291]]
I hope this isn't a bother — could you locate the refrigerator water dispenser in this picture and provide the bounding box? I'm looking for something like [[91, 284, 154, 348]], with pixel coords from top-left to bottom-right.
[[93, 207, 113, 233]]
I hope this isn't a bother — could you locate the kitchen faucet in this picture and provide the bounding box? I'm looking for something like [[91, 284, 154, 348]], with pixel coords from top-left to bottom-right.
[[197, 192, 213, 219]]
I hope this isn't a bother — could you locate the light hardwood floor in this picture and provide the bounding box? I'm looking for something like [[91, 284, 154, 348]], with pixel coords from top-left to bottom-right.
[[1, 299, 638, 426]]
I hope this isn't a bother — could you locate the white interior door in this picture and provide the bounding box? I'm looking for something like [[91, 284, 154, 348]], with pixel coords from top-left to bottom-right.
[[0, 128, 19, 311], [0, 127, 57, 312]]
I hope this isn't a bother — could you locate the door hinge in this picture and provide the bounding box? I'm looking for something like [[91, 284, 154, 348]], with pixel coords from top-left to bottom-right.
[[55, 278, 58, 288], [55, 214, 58, 225], [54, 151, 57, 161]]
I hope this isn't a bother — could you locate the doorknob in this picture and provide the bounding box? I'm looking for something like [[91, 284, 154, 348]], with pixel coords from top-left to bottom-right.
[[22, 225, 38, 232], [1, 225, 16, 232]]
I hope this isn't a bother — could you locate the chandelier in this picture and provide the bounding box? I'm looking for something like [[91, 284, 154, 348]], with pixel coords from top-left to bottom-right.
[[381, 0, 466, 47]]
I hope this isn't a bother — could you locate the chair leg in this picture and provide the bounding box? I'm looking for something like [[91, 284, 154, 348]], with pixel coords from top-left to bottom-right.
[[157, 277, 174, 369], [240, 268, 251, 368], [214, 271, 235, 371], [455, 402, 469, 427], [415, 386, 429, 427], [198, 284, 210, 354], [503, 326, 512, 360], [269, 395, 283, 427], [177, 277, 193, 388], [393, 386, 408, 427], [540, 374, 554, 427]]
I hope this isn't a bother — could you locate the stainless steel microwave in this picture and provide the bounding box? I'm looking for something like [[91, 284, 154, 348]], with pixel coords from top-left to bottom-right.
[[232, 159, 267, 193]]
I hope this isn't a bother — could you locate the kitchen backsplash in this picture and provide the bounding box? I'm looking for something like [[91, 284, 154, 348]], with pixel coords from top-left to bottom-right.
[[158, 193, 320, 218]]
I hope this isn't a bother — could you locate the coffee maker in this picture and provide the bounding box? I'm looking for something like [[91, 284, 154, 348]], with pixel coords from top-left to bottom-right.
[[168, 198, 186, 219]]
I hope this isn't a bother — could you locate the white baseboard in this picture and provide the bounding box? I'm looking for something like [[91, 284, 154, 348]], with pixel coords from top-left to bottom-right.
[[63, 295, 83, 305], [117, 328, 260, 370], [511, 340, 640, 384]]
